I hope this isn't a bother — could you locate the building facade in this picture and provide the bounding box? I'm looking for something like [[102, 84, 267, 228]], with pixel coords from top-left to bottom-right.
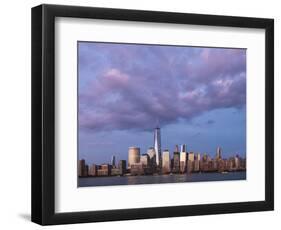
[[180, 151, 187, 173], [216, 146, 222, 159], [128, 147, 140, 168], [162, 150, 171, 174], [154, 127, 161, 167], [111, 155, 116, 168]]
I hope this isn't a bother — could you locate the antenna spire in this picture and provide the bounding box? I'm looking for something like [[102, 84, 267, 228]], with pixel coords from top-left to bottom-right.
[[156, 118, 160, 128]]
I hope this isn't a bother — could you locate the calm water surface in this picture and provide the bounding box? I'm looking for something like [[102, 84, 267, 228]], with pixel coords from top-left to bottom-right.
[[78, 171, 246, 187]]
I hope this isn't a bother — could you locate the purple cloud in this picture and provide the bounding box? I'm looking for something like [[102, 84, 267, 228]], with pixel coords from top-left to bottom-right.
[[78, 43, 246, 132]]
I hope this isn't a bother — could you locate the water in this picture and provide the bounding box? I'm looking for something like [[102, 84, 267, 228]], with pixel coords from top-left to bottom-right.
[[78, 171, 246, 187]]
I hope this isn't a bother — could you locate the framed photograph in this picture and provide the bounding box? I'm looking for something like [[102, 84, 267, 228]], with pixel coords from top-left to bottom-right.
[[31, 4, 274, 225]]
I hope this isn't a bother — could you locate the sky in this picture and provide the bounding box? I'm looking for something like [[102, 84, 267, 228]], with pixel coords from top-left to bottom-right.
[[78, 42, 246, 165]]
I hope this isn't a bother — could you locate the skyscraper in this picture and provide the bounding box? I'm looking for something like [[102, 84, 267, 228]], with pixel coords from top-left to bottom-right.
[[78, 159, 86, 177], [128, 147, 140, 168], [154, 126, 161, 167], [147, 147, 156, 160], [216, 147, 222, 159], [140, 154, 149, 167], [111, 155, 116, 168], [180, 151, 187, 173], [162, 150, 171, 174], [172, 152, 180, 173], [147, 147, 156, 170], [174, 145, 179, 153], [89, 164, 97, 176], [118, 160, 127, 175], [180, 144, 186, 153], [187, 152, 195, 173]]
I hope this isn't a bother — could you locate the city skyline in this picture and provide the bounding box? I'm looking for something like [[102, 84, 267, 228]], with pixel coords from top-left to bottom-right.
[[80, 125, 245, 167], [78, 126, 246, 181], [78, 42, 246, 165]]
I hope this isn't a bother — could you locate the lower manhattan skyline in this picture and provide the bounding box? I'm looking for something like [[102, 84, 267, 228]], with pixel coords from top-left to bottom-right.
[[78, 41, 246, 170], [79, 124, 246, 169], [78, 125, 246, 185]]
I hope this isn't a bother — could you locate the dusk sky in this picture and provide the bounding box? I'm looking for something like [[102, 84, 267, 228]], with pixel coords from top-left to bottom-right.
[[78, 42, 246, 165]]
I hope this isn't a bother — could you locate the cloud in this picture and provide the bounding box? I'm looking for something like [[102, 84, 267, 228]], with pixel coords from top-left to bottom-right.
[[78, 43, 246, 132]]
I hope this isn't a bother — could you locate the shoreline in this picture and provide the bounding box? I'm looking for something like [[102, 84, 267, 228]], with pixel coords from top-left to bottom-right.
[[78, 169, 246, 178]]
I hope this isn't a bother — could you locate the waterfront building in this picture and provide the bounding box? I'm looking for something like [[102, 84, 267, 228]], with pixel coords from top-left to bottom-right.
[[188, 152, 195, 161], [111, 168, 121, 176], [88, 164, 97, 176], [196, 153, 201, 161], [83, 164, 89, 177], [180, 151, 187, 173], [162, 150, 171, 174], [118, 160, 127, 175], [187, 160, 193, 173], [147, 147, 156, 159], [217, 159, 225, 172], [97, 164, 112, 176], [78, 159, 86, 177], [194, 159, 200, 172], [234, 155, 240, 169], [228, 157, 236, 171], [140, 154, 150, 167], [212, 159, 218, 171], [154, 126, 161, 167], [172, 152, 180, 173], [240, 158, 246, 169], [128, 147, 140, 168], [187, 151, 195, 173], [147, 147, 156, 170], [130, 162, 145, 176], [202, 153, 208, 162]]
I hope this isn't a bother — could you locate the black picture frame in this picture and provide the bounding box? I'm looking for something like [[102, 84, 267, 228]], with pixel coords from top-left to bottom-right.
[[31, 4, 274, 225]]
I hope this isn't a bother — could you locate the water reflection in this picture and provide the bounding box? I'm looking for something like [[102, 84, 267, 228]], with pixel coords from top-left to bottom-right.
[[79, 171, 246, 187]]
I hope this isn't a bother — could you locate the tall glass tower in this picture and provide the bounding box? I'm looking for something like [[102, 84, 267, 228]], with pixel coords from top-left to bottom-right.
[[216, 147, 222, 159], [154, 126, 161, 167], [111, 155, 116, 167]]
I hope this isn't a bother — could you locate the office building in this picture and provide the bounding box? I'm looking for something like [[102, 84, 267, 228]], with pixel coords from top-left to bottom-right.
[[172, 152, 180, 173], [83, 164, 89, 177], [154, 126, 161, 167], [180, 151, 187, 173], [174, 145, 179, 153], [216, 146, 222, 160], [162, 150, 171, 174], [97, 164, 112, 176], [130, 162, 145, 175], [128, 147, 140, 168], [78, 159, 86, 177], [147, 147, 156, 159], [194, 158, 200, 172], [111, 168, 121, 176], [140, 154, 149, 167], [111, 155, 116, 168], [180, 144, 186, 153], [234, 155, 240, 169], [118, 160, 127, 175], [217, 159, 225, 172], [88, 164, 97, 176], [147, 147, 156, 170], [188, 152, 195, 161]]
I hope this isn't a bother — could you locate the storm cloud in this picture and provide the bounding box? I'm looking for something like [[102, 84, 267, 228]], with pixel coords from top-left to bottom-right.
[[78, 42, 246, 132]]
